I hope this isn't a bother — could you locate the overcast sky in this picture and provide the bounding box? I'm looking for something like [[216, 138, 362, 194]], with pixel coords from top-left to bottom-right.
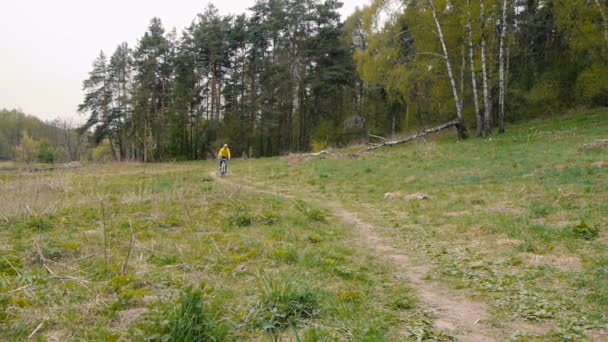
[[0, 0, 368, 123]]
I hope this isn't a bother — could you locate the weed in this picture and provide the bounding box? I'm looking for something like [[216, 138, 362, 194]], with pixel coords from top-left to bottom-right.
[[529, 202, 554, 217], [307, 233, 322, 244], [337, 290, 361, 303], [26, 216, 54, 231], [149, 253, 179, 266], [252, 279, 320, 332], [388, 293, 416, 311], [168, 287, 229, 342], [294, 200, 326, 222], [567, 221, 599, 241], [227, 212, 253, 228], [271, 248, 299, 263]]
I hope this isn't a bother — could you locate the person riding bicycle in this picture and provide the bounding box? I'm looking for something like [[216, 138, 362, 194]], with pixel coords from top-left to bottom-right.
[[217, 144, 231, 174]]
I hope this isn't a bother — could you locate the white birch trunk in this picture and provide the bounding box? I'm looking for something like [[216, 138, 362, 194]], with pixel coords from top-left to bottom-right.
[[498, 0, 508, 133], [480, 0, 492, 136], [467, 0, 482, 137], [428, 0, 468, 139], [595, 0, 608, 44], [460, 44, 466, 110]]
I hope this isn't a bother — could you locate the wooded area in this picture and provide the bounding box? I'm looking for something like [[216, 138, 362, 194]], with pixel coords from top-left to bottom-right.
[[0, 109, 88, 163], [3, 0, 607, 162]]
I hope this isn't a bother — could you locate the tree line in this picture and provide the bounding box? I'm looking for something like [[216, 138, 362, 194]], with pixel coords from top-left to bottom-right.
[[0, 109, 88, 163], [72, 0, 607, 161]]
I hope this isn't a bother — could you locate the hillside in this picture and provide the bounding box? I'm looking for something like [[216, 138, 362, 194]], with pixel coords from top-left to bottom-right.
[[0, 108, 606, 341]]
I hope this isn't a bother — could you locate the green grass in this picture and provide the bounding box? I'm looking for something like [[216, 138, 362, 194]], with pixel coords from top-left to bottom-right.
[[240, 108, 608, 340], [0, 161, 430, 340], [0, 108, 606, 340]]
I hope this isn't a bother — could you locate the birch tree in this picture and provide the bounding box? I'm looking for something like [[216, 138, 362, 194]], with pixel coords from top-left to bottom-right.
[[498, 0, 508, 133], [595, 0, 608, 44], [480, 0, 492, 136], [427, 0, 468, 139], [466, 0, 482, 137]]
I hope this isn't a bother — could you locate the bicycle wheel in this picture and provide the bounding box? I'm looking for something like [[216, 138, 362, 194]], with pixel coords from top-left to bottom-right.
[[220, 160, 227, 177]]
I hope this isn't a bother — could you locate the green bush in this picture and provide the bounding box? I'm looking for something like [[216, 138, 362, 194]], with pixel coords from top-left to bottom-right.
[[37, 141, 56, 163], [525, 74, 563, 115], [91, 141, 115, 162], [575, 64, 608, 106]]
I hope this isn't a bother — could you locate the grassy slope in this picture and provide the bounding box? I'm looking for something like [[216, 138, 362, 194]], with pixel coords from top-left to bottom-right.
[[0, 164, 438, 340], [0, 108, 606, 341], [239, 108, 608, 340]]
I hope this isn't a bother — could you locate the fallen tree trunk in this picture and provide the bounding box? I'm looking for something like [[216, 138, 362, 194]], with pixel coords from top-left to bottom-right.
[[366, 119, 460, 151]]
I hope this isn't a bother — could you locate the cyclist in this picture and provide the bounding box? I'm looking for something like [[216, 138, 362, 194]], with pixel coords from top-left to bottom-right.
[[217, 144, 231, 175]]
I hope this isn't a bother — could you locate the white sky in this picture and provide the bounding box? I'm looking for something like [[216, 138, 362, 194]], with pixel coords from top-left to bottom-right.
[[0, 0, 369, 123]]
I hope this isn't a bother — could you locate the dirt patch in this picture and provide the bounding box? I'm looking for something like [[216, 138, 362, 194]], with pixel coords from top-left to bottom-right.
[[137, 212, 168, 221], [496, 238, 521, 247], [592, 161, 608, 168], [590, 329, 608, 341], [284, 151, 359, 164], [446, 211, 471, 217], [112, 307, 149, 331], [285, 154, 315, 164], [487, 202, 522, 215], [522, 253, 583, 272], [580, 140, 608, 150], [512, 319, 559, 336], [45, 330, 68, 342]]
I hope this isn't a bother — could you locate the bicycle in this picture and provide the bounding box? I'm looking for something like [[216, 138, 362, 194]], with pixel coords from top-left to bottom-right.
[[219, 157, 228, 177]]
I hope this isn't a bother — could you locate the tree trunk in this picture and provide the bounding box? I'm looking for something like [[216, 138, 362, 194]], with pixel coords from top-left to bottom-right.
[[595, 0, 608, 44], [467, 0, 482, 137], [367, 119, 460, 151], [460, 44, 466, 110], [480, 0, 492, 136], [427, 0, 468, 139], [498, 0, 508, 134]]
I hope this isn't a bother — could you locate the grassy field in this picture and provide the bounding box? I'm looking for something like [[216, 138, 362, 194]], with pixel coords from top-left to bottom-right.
[[0, 164, 440, 341], [0, 108, 607, 341], [239, 108, 608, 340]]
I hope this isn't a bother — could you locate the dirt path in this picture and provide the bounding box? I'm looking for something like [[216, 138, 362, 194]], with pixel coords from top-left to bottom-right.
[[213, 173, 501, 341]]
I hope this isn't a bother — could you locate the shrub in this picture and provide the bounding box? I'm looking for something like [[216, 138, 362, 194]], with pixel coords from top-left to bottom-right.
[[91, 141, 115, 162], [575, 64, 608, 106], [311, 138, 328, 153], [37, 141, 56, 163], [525, 74, 563, 115]]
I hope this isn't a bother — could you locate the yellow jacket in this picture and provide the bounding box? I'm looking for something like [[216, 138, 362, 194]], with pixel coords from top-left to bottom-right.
[[218, 147, 231, 158]]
